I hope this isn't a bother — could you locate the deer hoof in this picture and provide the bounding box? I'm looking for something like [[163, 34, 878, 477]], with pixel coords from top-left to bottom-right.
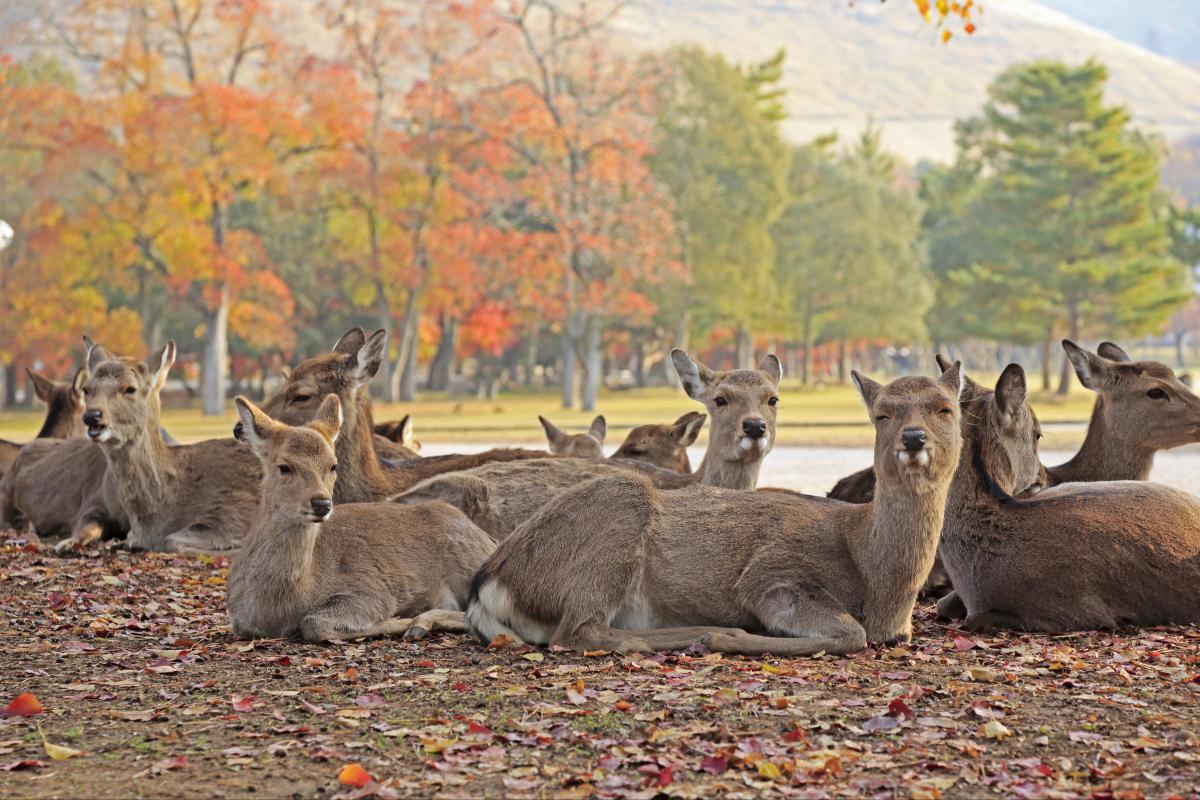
[[403, 625, 430, 641]]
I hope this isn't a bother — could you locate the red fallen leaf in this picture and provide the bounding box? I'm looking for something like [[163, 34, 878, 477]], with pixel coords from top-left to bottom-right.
[[638, 763, 673, 787], [47, 591, 69, 609], [414, 659, 436, 668], [341, 667, 359, 683], [888, 697, 915, 720], [270, 656, 291, 666], [4, 693, 43, 717], [783, 728, 807, 742], [485, 634, 513, 650], [355, 694, 385, 708], [232, 695, 256, 712], [151, 755, 187, 773], [1, 760, 44, 771], [953, 636, 977, 651], [614, 701, 633, 712], [700, 755, 728, 775], [451, 682, 468, 692], [338, 763, 372, 788], [467, 721, 492, 736]]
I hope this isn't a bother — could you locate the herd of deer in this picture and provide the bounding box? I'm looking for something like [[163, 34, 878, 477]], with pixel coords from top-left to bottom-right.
[[1, 328, 1199, 656]]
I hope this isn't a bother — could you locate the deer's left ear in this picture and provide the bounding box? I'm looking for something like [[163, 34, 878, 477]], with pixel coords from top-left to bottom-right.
[[235, 395, 283, 456], [144, 341, 176, 392], [309, 394, 343, 444], [757, 354, 782, 386]]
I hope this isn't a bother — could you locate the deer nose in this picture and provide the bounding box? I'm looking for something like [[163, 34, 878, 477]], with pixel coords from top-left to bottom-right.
[[233, 421, 245, 440], [310, 497, 332, 518], [83, 410, 103, 427], [901, 429, 927, 451], [742, 418, 767, 439]]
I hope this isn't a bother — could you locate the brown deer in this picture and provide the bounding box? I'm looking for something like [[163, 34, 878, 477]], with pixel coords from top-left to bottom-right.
[[1047, 340, 1200, 486], [539, 415, 607, 459], [465, 364, 965, 655], [936, 363, 1200, 632], [83, 339, 260, 553], [394, 351, 779, 540], [240, 328, 545, 503], [226, 395, 494, 642], [611, 411, 706, 473], [0, 368, 86, 481], [374, 415, 420, 460]]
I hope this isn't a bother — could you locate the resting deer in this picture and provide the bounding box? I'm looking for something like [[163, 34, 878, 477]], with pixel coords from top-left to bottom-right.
[[539, 415, 607, 459], [374, 415, 420, 460], [226, 395, 494, 642], [238, 328, 545, 503], [611, 411, 705, 473], [395, 351, 779, 540], [466, 364, 965, 655], [0, 368, 86, 481], [83, 339, 260, 553], [936, 363, 1200, 632]]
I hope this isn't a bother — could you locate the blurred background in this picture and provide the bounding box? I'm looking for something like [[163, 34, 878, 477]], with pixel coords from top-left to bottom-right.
[[0, 0, 1198, 449]]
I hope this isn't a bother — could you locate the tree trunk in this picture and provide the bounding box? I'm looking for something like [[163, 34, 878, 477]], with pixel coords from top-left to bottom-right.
[[389, 288, 421, 401], [1041, 333, 1054, 392], [376, 288, 396, 403], [734, 325, 752, 369], [633, 339, 646, 387], [1056, 303, 1080, 396], [1176, 330, 1187, 369], [524, 325, 540, 386], [0, 364, 7, 414], [837, 338, 848, 383], [398, 309, 419, 402], [560, 310, 582, 409], [201, 282, 230, 415], [581, 318, 602, 412], [801, 296, 815, 385], [427, 313, 458, 392]]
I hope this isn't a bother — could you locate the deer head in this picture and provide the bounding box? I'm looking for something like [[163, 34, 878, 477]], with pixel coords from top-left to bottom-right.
[[28, 366, 87, 439], [539, 415, 606, 458], [671, 349, 780, 466], [81, 337, 175, 448], [236, 394, 342, 524], [611, 411, 706, 473], [853, 362, 964, 494]]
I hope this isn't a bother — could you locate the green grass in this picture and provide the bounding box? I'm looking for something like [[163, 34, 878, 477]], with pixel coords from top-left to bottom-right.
[[0, 378, 1101, 449]]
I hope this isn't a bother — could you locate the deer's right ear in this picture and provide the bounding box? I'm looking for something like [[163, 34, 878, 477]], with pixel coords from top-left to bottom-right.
[[936, 354, 979, 400], [347, 329, 386, 387], [398, 414, 415, 448], [71, 367, 87, 397], [538, 415, 564, 447], [144, 341, 176, 391], [851, 371, 883, 413], [672, 412, 706, 445], [937, 360, 964, 402], [588, 415, 607, 444], [25, 369, 54, 403], [757, 354, 782, 386], [84, 336, 114, 373], [995, 363, 1028, 418], [309, 394, 343, 444], [235, 396, 280, 455], [332, 327, 368, 355], [671, 349, 716, 401], [1097, 342, 1132, 363], [1062, 340, 1107, 391]]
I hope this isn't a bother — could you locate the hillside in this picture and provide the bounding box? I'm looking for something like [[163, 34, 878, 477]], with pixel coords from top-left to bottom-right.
[[614, 0, 1200, 164]]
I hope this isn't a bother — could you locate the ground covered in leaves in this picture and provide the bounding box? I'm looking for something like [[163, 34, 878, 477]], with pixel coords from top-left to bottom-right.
[[1, 542, 1198, 799]]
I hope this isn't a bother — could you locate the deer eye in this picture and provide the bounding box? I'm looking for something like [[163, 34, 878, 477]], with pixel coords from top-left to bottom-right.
[[714, 397, 728, 408], [330, 464, 337, 474], [293, 394, 312, 403], [939, 407, 953, 415], [278, 464, 293, 476], [123, 386, 137, 396], [767, 397, 778, 407], [1147, 388, 1167, 400], [875, 414, 890, 422]]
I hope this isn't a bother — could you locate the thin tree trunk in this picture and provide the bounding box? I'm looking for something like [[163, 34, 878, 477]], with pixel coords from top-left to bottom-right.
[[802, 296, 815, 385], [376, 287, 396, 403], [837, 338, 848, 383], [1041, 333, 1054, 392], [581, 318, 602, 412], [398, 310, 420, 402], [427, 313, 458, 392], [524, 325, 540, 386], [1176, 331, 1187, 369], [1056, 303, 1080, 396], [0, 364, 7, 414], [561, 310, 581, 409], [633, 339, 646, 387], [201, 282, 230, 415], [734, 325, 752, 370]]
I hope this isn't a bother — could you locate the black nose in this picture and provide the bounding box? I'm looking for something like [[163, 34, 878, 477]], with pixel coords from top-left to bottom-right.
[[901, 429, 927, 451], [83, 410, 102, 427], [310, 497, 332, 517], [233, 421, 245, 440], [742, 418, 768, 439]]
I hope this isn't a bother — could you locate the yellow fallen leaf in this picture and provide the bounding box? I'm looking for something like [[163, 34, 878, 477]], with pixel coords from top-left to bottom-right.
[[38, 726, 83, 760], [522, 652, 545, 663], [756, 760, 783, 780], [981, 719, 1012, 740]]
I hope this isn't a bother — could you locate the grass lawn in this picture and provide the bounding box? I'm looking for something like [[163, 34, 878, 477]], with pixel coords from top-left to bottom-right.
[[0, 379, 1100, 450]]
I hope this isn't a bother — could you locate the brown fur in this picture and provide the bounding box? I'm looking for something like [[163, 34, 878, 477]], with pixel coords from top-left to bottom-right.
[[539, 414, 607, 459], [611, 411, 705, 473], [373, 415, 421, 460], [0, 368, 86, 482], [83, 340, 260, 553], [937, 363, 1200, 633], [465, 364, 965, 655], [249, 328, 545, 503], [395, 351, 780, 539], [226, 395, 495, 642]]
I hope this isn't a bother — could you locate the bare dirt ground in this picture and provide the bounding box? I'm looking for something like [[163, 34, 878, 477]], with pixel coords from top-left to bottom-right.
[[1, 542, 1198, 799]]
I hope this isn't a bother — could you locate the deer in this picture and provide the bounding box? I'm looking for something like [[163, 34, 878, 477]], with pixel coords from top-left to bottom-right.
[[237, 328, 546, 503], [394, 350, 780, 540], [373, 414, 420, 460], [465, 363, 965, 655], [935, 363, 1200, 632], [611, 411, 706, 473], [82, 339, 261, 553], [539, 415, 607, 459], [226, 395, 494, 642], [0, 368, 86, 481]]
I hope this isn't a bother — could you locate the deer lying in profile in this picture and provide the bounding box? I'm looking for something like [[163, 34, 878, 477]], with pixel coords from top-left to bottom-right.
[[395, 351, 778, 540], [611, 411, 705, 473], [227, 395, 494, 642], [936, 363, 1200, 632], [466, 364, 965, 655], [0, 368, 86, 481], [238, 328, 545, 503], [373, 415, 420, 460], [539, 415, 607, 459], [83, 340, 260, 553]]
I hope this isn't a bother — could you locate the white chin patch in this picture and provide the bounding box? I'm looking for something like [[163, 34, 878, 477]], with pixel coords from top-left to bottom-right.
[[756, 432, 771, 451], [897, 449, 930, 467], [97, 429, 113, 443]]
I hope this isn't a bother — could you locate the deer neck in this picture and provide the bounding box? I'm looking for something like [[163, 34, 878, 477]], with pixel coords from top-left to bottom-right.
[[695, 448, 762, 490], [332, 390, 393, 503], [1050, 397, 1155, 483], [102, 423, 179, 525], [237, 506, 320, 618]]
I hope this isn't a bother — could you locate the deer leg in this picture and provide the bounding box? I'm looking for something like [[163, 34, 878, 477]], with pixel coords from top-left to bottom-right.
[[552, 618, 751, 654], [54, 522, 103, 554], [963, 609, 1026, 633], [919, 556, 954, 599], [299, 594, 407, 643], [706, 586, 868, 656], [165, 526, 241, 555], [402, 609, 467, 641], [936, 591, 967, 620]]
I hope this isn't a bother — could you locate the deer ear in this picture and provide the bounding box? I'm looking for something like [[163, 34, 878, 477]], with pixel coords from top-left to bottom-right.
[[144, 341, 176, 392], [995, 363, 1028, 417], [538, 415, 565, 447], [852, 371, 884, 414], [937, 360, 965, 402], [757, 354, 782, 386], [1062, 340, 1106, 391], [1097, 342, 1132, 363], [671, 349, 716, 401], [25, 369, 54, 403], [71, 367, 87, 396], [588, 415, 607, 444], [347, 329, 386, 387], [279, 365, 291, 380], [397, 414, 415, 448], [84, 336, 114, 373], [235, 396, 282, 455], [672, 412, 706, 445], [309, 394, 342, 444], [332, 327, 368, 355], [935, 354, 977, 400]]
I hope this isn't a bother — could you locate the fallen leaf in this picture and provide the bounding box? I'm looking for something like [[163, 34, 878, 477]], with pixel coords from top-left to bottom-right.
[[38, 726, 83, 760], [338, 763, 371, 788], [981, 720, 1012, 740], [3, 693, 43, 718]]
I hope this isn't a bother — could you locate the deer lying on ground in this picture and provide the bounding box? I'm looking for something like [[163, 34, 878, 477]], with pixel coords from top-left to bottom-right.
[[0, 368, 86, 481], [936, 363, 1200, 632], [373, 415, 420, 460], [226, 395, 494, 642], [539, 415, 607, 459], [83, 340, 260, 553], [611, 411, 705, 473], [237, 328, 545, 503], [465, 364, 965, 655], [395, 351, 779, 540]]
